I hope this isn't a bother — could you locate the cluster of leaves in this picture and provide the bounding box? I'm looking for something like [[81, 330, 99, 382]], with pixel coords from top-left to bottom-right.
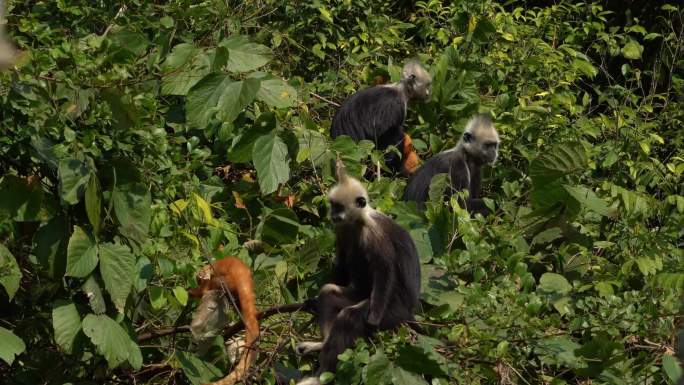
[[0, 1, 682, 384]]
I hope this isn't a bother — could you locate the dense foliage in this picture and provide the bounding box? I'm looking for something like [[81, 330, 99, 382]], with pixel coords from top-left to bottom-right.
[[1, 1, 683, 384]]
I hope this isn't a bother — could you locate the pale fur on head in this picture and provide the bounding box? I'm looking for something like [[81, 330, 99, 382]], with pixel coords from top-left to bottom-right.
[[457, 113, 500, 165], [328, 156, 374, 226], [400, 59, 432, 100]]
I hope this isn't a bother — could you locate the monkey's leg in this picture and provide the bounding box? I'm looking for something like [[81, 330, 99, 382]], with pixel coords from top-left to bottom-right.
[[296, 284, 355, 356], [317, 300, 370, 374]]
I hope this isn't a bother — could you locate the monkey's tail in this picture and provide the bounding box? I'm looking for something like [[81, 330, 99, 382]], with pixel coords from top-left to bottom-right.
[[401, 133, 420, 174], [204, 266, 259, 385]]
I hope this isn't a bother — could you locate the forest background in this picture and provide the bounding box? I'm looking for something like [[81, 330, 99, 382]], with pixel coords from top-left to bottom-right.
[[0, 0, 683, 384]]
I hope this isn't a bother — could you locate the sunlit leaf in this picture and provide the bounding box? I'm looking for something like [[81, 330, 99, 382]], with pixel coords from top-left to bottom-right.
[[0, 326, 25, 365], [253, 133, 290, 195], [0, 245, 21, 300], [99, 241, 136, 313], [65, 226, 98, 278]]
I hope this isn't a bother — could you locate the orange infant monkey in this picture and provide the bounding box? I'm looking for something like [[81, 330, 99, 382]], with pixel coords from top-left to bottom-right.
[[188, 257, 259, 385]]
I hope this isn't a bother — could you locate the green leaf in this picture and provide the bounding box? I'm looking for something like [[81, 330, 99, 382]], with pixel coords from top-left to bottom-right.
[[410, 227, 433, 263], [538, 273, 572, 295], [65, 226, 99, 278], [258, 208, 300, 245], [82, 276, 107, 314], [391, 366, 429, 385], [255, 77, 298, 108], [52, 300, 83, 354], [530, 142, 587, 186], [113, 183, 151, 244], [59, 158, 90, 205], [296, 128, 328, 166], [396, 335, 448, 377], [0, 326, 26, 365], [99, 242, 136, 313], [531, 227, 563, 246], [253, 133, 290, 195], [149, 286, 167, 310], [33, 216, 68, 278], [662, 355, 683, 384], [134, 256, 153, 293], [0, 245, 21, 300], [186, 73, 261, 127], [82, 314, 141, 369], [572, 58, 597, 78], [536, 336, 584, 369], [0, 175, 43, 221], [563, 184, 613, 217], [177, 350, 223, 385], [160, 43, 212, 96], [621, 40, 644, 60], [85, 173, 102, 235], [220, 35, 272, 72], [107, 27, 149, 58], [173, 286, 189, 306], [365, 351, 393, 385]]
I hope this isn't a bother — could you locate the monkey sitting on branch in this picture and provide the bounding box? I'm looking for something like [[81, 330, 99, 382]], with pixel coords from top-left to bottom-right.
[[403, 113, 500, 215], [188, 257, 259, 385], [330, 59, 432, 175], [295, 157, 422, 385]]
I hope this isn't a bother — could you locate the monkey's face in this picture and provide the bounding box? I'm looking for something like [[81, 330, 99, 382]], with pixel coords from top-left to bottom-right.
[[463, 121, 500, 165], [402, 61, 432, 100], [190, 290, 228, 340], [328, 177, 371, 225]]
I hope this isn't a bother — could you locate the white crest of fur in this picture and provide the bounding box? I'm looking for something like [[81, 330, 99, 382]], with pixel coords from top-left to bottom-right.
[[401, 59, 430, 82], [329, 159, 375, 225]]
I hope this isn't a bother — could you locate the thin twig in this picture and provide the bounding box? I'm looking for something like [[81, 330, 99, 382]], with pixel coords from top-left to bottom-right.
[[310, 92, 340, 107], [137, 302, 306, 342]]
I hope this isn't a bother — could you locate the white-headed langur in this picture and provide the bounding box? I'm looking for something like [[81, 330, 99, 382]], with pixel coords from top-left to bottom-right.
[[403, 113, 500, 215], [330, 60, 432, 175], [295, 157, 421, 385]]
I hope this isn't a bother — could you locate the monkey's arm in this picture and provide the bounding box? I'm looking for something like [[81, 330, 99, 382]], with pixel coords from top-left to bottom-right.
[[367, 257, 396, 325]]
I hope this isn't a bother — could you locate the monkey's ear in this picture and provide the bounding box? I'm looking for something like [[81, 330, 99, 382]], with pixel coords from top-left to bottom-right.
[[335, 153, 348, 182]]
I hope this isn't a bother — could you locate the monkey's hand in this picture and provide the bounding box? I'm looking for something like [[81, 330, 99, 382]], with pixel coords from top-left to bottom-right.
[[303, 298, 319, 314]]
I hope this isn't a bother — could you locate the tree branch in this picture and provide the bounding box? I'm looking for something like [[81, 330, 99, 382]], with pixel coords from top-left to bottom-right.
[[137, 302, 306, 342]]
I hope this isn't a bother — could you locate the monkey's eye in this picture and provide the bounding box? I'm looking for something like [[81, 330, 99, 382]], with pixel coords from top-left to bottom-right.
[[463, 132, 473, 143], [355, 197, 367, 208]]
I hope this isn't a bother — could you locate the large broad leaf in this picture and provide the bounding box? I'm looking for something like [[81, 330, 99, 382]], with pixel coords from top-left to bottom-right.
[[0, 175, 43, 221], [249, 73, 297, 108], [52, 300, 83, 354], [99, 242, 136, 313], [65, 226, 99, 278], [0, 326, 26, 365], [82, 276, 107, 314], [33, 216, 68, 278], [392, 366, 429, 385], [85, 173, 102, 235], [365, 351, 393, 385], [253, 133, 290, 195], [82, 314, 141, 370], [621, 40, 643, 60], [59, 158, 90, 205], [227, 112, 276, 163], [161, 43, 212, 96], [107, 27, 149, 58], [396, 335, 449, 377], [538, 273, 572, 295], [258, 207, 300, 245], [177, 350, 224, 385], [662, 355, 683, 384], [186, 73, 261, 127], [220, 35, 271, 72], [535, 336, 585, 369], [296, 128, 328, 166], [113, 183, 151, 245], [529, 142, 587, 187], [0, 245, 21, 300], [563, 184, 613, 217]]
